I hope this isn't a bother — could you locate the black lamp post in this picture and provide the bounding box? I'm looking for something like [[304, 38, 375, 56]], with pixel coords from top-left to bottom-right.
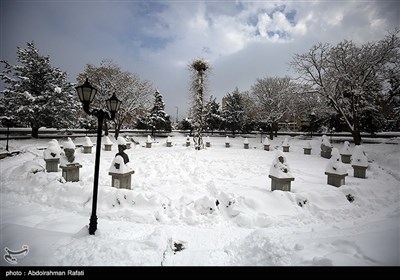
[[75, 78, 121, 235], [2, 117, 13, 151]]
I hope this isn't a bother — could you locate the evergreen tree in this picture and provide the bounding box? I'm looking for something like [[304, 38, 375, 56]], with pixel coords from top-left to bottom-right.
[[0, 42, 80, 138], [203, 96, 222, 134], [146, 90, 171, 136], [222, 88, 245, 135]]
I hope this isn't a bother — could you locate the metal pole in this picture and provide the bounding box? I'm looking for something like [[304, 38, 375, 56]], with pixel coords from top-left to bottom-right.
[[88, 111, 104, 235], [6, 126, 9, 151]]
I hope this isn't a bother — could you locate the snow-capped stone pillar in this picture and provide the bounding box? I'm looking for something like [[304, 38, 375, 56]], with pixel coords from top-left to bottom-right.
[[351, 145, 368, 179], [166, 136, 172, 147], [268, 151, 295, 192], [282, 137, 290, 152], [60, 138, 82, 182], [109, 155, 135, 189], [325, 148, 348, 187], [43, 139, 61, 172], [321, 135, 332, 159], [225, 136, 230, 148], [146, 135, 152, 148], [103, 135, 113, 151], [263, 137, 270, 151], [340, 141, 352, 164], [205, 136, 211, 147], [184, 135, 190, 147], [303, 141, 312, 155], [82, 136, 93, 154], [243, 138, 249, 149]]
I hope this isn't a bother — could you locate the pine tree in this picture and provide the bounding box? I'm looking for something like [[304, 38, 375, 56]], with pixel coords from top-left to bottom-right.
[[146, 90, 171, 136], [222, 88, 245, 135], [203, 96, 222, 134], [0, 42, 80, 138]]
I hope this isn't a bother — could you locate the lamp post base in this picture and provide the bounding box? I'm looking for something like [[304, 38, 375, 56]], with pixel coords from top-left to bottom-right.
[[89, 215, 98, 235]]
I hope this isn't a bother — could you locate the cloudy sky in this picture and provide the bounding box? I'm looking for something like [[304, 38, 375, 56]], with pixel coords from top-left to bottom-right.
[[1, 0, 399, 119]]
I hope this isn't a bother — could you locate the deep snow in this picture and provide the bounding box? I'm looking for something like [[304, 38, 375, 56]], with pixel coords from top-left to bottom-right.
[[0, 134, 399, 266]]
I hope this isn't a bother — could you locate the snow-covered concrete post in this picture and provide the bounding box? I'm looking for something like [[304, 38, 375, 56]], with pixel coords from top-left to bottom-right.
[[268, 151, 295, 192], [205, 136, 211, 147], [82, 136, 93, 154], [325, 148, 348, 187], [225, 136, 230, 148], [263, 137, 270, 151], [351, 145, 368, 179], [166, 136, 172, 147], [43, 139, 61, 172], [108, 156, 135, 189], [320, 135, 332, 159], [340, 141, 352, 164], [303, 141, 312, 155], [185, 135, 190, 147], [243, 138, 249, 149], [103, 135, 113, 151], [146, 135, 152, 148], [60, 138, 82, 182], [282, 137, 290, 152]]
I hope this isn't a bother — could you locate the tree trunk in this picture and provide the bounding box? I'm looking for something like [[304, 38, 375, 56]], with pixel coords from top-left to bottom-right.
[[352, 130, 362, 145], [31, 126, 39, 138], [273, 122, 278, 137], [269, 124, 274, 140]]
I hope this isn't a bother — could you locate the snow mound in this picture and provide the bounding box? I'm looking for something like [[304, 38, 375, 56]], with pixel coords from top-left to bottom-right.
[[322, 135, 332, 147], [282, 138, 289, 147], [340, 141, 352, 155], [63, 137, 75, 149], [109, 156, 134, 174], [43, 139, 61, 159], [225, 136, 230, 143], [83, 136, 93, 147], [147, 135, 152, 143], [263, 137, 270, 145], [167, 136, 172, 143], [243, 138, 249, 144], [325, 148, 347, 174], [269, 151, 294, 178], [117, 136, 127, 145], [103, 135, 113, 145], [205, 136, 210, 143], [226, 230, 291, 265], [351, 145, 368, 167], [305, 141, 312, 149]]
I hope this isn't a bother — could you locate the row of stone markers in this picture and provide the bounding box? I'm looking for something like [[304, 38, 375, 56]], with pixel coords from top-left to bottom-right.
[[43, 138, 82, 182], [268, 143, 369, 191], [43, 136, 135, 189]]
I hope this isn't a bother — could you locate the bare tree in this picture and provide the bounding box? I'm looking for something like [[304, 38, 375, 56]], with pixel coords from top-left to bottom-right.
[[291, 31, 399, 144], [250, 76, 294, 139], [189, 59, 210, 150], [77, 60, 153, 139]]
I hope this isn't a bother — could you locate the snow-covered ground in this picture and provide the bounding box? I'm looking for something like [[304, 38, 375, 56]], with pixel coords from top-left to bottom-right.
[[1, 134, 399, 266]]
